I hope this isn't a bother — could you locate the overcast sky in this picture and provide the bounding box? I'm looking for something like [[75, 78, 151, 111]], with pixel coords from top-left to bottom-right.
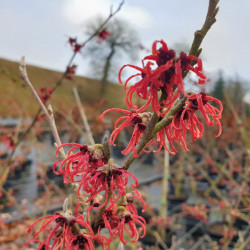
[[1, 0, 250, 85]]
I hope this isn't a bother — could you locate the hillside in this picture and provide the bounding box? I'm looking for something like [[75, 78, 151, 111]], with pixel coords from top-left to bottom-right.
[[0, 58, 126, 118]]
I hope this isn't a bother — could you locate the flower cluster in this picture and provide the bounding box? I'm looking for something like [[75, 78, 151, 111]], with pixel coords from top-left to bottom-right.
[[27, 39, 223, 249], [102, 40, 223, 157], [26, 210, 109, 250], [65, 65, 77, 80], [157, 91, 223, 153], [97, 29, 111, 43], [182, 203, 208, 223], [39, 88, 53, 104], [28, 142, 147, 249], [100, 106, 153, 157], [68, 37, 84, 53]]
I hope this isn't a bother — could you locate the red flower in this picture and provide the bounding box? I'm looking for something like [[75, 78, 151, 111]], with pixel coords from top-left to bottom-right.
[[40, 88, 53, 104], [25, 211, 99, 250], [68, 37, 84, 53], [2, 135, 15, 150], [170, 107, 203, 151], [77, 160, 139, 210], [119, 59, 173, 115], [100, 204, 146, 245], [71, 232, 109, 250], [149, 217, 172, 228], [97, 30, 111, 43], [53, 143, 106, 183], [119, 40, 207, 116], [182, 204, 208, 223], [100, 107, 153, 157], [179, 52, 206, 85], [144, 40, 176, 66], [188, 91, 223, 136], [125, 190, 147, 215], [115, 207, 146, 244], [156, 91, 223, 153], [65, 65, 77, 80], [145, 40, 206, 84], [69, 37, 77, 47], [99, 204, 120, 242]]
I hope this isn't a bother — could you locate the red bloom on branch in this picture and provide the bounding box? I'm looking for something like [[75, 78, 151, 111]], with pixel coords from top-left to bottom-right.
[[77, 160, 139, 209], [65, 65, 77, 80], [25, 211, 101, 250], [125, 190, 147, 215], [97, 29, 111, 43], [68, 37, 84, 53], [115, 207, 146, 244], [188, 91, 223, 136], [119, 40, 208, 116], [182, 204, 208, 223], [99, 204, 146, 245], [71, 232, 109, 250], [145, 40, 206, 84], [53, 143, 106, 183], [144, 40, 176, 66], [156, 107, 204, 153], [119, 59, 173, 115], [40, 88, 53, 104], [2, 134, 15, 150], [100, 106, 153, 157], [156, 91, 222, 153], [179, 52, 206, 85]]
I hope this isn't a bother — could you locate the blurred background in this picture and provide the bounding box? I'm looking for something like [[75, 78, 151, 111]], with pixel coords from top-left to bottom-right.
[[0, 0, 249, 249]]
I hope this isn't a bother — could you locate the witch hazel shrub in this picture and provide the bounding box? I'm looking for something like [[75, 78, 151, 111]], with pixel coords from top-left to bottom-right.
[[25, 37, 222, 249]]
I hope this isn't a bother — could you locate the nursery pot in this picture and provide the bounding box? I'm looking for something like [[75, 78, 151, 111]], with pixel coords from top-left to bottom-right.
[[184, 216, 207, 237]]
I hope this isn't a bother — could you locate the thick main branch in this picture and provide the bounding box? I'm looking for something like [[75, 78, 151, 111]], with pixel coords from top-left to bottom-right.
[[123, 0, 219, 171]]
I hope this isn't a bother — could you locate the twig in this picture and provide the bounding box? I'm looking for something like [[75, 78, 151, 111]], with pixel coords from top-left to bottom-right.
[[160, 140, 169, 218], [52, 106, 86, 138], [153, 231, 169, 250], [73, 87, 95, 145], [19, 57, 66, 158], [175, 222, 203, 248], [8, 0, 125, 161], [189, 0, 219, 57], [158, 139, 170, 240]]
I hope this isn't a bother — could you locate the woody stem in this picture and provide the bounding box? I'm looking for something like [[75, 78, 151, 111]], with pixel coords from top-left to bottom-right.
[[123, 0, 219, 171]]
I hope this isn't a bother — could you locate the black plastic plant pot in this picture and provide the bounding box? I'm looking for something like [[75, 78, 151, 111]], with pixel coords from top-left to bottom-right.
[[234, 217, 249, 230], [165, 228, 174, 248], [140, 228, 173, 249], [209, 191, 218, 198], [0, 152, 8, 159], [184, 216, 207, 237], [21, 159, 32, 170], [217, 182, 227, 190], [208, 172, 218, 180], [167, 193, 188, 211], [196, 181, 209, 191], [140, 229, 157, 247], [207, 222, 239, 243]]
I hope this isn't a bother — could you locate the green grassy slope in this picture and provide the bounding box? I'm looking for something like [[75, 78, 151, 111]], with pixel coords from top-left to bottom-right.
[[0, 58, 126, 118]]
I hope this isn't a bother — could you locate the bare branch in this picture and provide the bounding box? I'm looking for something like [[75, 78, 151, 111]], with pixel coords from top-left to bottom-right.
[[9, 0, 125, 161], [81, 0, 125, 46], [189, 0, 219, 57], [73, 87, 95, 145], [19, 56, 66, 158]]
